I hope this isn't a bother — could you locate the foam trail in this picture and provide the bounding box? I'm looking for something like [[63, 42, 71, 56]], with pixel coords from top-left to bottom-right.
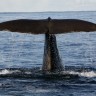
[[0, 68, 96, 78]]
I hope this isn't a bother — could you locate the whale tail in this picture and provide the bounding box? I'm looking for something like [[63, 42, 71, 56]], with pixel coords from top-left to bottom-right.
[[42, 33, 64, 73], [0, 18, 96, 34]]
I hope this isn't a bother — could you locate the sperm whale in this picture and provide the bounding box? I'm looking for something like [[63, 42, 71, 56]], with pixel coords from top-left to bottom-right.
[[0, 17, 96, 72]]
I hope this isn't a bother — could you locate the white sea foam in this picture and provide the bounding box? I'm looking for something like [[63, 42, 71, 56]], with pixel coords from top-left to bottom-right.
[[0, 69, 12, 75], [0, 69, 20, 75], [69, 71, 96, 78], [27, 88, 58, 93], [0, 69, 96, 78]]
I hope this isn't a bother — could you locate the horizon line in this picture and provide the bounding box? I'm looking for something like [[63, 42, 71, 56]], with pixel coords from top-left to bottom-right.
[[0, 10, 96, 13]]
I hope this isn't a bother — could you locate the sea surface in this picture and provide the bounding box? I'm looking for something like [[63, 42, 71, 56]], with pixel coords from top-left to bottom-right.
[[0, 11, 96, 96]]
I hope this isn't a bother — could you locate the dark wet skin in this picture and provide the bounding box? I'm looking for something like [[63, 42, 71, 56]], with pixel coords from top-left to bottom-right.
[[0, 17, 96, 34], [42, 33, 64, 73]]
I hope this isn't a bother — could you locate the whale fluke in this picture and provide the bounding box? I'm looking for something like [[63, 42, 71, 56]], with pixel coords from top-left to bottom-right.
[[0, 18, 96, 34]]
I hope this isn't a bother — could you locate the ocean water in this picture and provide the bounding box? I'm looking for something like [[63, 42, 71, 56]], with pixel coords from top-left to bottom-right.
[[0, 11, 96, 96]]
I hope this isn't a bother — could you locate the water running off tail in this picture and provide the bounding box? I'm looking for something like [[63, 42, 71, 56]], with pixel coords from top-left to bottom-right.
[[42, 33, 64, 72]]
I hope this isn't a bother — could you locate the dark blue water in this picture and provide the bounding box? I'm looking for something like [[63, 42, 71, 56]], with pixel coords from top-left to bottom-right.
[[0, 11, 96, 96]]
